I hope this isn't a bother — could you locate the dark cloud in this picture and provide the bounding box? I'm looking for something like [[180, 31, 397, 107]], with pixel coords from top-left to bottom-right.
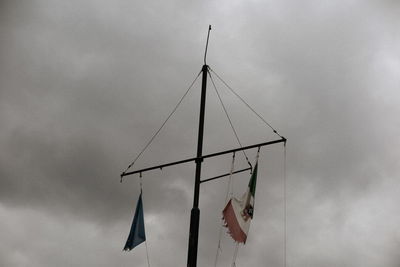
[[1, 0, 400, 266]]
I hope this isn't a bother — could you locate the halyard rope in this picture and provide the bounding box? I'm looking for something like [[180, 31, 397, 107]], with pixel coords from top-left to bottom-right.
[[214, 152, 236, 267], [283, 142, 287, 267], [139, 175, 151, 267]]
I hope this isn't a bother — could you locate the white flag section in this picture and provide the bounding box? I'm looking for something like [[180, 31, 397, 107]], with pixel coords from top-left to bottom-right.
[[223, 162, 258, 244]]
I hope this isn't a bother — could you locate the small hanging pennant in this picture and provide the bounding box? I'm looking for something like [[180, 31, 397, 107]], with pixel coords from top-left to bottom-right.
[[123, 192, 146, 251]]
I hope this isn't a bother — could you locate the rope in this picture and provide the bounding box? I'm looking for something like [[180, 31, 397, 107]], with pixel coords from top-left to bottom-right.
[[226, 153, 236, 203], [256, 146, 260, 162], [145, 240, 151, 267], [214, 152, 236, 267], [208, 67, 283, 139], [139, 173, 143, 193], [283, 142, 287, 267], [139, 175, 151, 267], [121, 70, 202, 180], [208, 70, 252, 170], [231, 243, 239, 267], [252, 147, 261, 211]]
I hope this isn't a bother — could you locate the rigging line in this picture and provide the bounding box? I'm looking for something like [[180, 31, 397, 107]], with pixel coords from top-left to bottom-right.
[[139, 178, 151, 267], [225, 153, 236, 204], [121, 70, 202, 180], [144, 206, 151, 267], [139, 173, 143, 192], [283, 142, 287, 267], [145, 239, 151, 267], [208, 70, 252, 170], [231, 243, 239, 267], [208, 67, 283, 139], [214, 152, 236, 267]]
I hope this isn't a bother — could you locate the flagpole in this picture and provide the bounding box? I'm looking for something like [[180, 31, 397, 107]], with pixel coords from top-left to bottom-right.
[[187, 63, 208, 267], [120, 25, 287, 266], [187, 25, 211, 267]]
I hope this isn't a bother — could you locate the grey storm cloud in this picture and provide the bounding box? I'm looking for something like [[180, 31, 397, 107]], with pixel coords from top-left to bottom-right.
[[1, 0, 400, 266]]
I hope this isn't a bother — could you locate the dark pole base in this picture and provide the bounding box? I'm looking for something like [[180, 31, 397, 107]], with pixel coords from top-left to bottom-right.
[[187, 208, 200, 267]]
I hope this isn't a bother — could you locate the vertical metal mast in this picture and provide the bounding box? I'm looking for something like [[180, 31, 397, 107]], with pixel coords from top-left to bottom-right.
[[187, 25, 211, 267]]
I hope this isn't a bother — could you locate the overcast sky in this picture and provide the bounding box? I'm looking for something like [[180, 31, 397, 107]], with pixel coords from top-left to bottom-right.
[[1, 0, 400, 266]]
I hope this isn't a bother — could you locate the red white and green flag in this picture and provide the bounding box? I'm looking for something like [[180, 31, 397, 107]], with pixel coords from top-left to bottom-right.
[[222, 162, 258, 243]]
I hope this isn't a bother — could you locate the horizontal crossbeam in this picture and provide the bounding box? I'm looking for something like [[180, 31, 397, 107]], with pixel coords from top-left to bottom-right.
[[121, 137, 286, 178]]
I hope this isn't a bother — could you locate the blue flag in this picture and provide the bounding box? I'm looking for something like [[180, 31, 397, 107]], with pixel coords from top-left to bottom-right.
[[124, 192, 146, 251]]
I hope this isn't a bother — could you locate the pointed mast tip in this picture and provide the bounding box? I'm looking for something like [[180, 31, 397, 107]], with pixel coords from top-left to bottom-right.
[[204, 25, 212, 65]]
